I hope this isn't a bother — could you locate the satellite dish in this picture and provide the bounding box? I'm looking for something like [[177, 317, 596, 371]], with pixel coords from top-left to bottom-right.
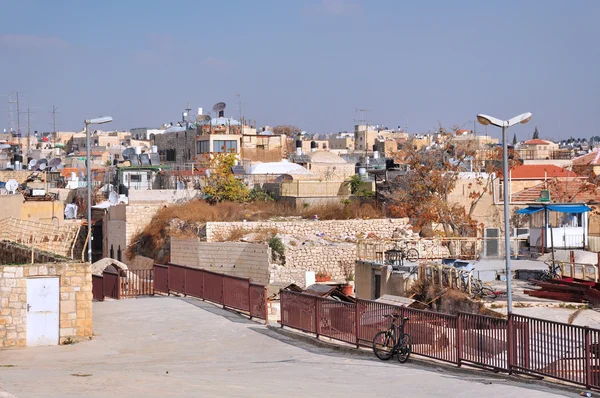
[[28, 159, 37, 169], [212, 102, 226, 113], [122, 147, 135, 160], [49, 158, 62, 167], [39, 163, 47, 171], [57, 163, 64, 170], [38, 158, 48, 166], [5, 179, 18, 194]]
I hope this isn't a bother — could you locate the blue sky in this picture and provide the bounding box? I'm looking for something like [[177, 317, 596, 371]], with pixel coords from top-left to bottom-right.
[[0, 0, 598, 141]]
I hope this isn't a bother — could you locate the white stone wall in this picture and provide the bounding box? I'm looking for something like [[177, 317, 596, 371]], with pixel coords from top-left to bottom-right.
[[269, 243, 356, 287], [206, 218, 411, 243]]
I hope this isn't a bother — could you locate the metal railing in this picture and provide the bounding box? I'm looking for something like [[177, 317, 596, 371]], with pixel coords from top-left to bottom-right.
[[120, 269, 154, 297], [357, 237, 530, 262], [153, 263, 268, 321], [279, 290, 600, 390]]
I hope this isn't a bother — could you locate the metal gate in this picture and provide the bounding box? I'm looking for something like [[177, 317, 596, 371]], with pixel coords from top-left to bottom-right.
[[103, 271, 120, 300]]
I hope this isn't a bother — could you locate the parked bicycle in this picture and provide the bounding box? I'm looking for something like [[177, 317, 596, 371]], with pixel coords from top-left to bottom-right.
[[470, 278, 503, 299], [385, 243, 419, 267], [539, 262, 561, 282], [372, 314, 412, 363]]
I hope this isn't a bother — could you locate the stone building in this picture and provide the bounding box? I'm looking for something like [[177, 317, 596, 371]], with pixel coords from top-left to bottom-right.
[[0, 243, 92, 348]]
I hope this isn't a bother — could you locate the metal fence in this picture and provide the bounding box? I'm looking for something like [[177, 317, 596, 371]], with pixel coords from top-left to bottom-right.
[[279, 290, 600, 389], [153, 263, 268, 321], [120, 269, 154, 298]]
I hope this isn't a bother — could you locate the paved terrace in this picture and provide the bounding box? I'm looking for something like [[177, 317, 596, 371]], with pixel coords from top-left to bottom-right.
[[0, 297, 574, 398]]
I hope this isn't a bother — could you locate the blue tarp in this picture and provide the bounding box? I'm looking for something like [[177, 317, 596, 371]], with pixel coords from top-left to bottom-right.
[[516, 204, 592, 214]]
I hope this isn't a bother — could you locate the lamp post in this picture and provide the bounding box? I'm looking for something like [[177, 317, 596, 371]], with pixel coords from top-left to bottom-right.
[[476, 112, 532, 314], [84, 116, 113, 264]]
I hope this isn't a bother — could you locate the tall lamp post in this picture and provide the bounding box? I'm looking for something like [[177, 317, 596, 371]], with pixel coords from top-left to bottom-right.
[[476, 112, 532, 315], [84, 116, 113, 264]]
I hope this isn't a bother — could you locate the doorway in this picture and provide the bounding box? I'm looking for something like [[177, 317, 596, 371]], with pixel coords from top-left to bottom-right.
[[26, 277, 60, 347]]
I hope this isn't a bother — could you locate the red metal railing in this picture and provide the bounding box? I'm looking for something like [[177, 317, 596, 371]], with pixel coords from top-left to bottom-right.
[[120, 269, 154, 298], [168, 264, 186, 294], [92, 274, 104, 301], [153, 264, 169, 294], [152, 263, 268, 321], [279, 290, 600, 390]]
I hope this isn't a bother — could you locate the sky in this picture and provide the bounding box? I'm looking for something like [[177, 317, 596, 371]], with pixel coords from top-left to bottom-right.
[[0, 0, 598, 141]]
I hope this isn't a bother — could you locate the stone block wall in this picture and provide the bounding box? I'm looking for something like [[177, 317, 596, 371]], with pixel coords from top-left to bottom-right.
[[125, 202, 165, 247], [170, 238, 270, 284], [206, 218, 411, 243], [0, 262, 92, 348], [270, 243, 356, 287]]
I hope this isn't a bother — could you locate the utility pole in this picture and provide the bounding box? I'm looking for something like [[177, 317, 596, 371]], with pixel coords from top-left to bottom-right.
[[236, 94, 244, 123]]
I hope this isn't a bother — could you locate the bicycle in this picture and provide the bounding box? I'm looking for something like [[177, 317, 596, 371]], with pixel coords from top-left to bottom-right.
[[539, 262, 561, 282], [372, 314, 412, 363], [385, 243, 420, 267], [470, 278, 501, 299]]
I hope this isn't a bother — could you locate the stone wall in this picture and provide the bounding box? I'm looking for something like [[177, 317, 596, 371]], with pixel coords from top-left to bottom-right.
[[125, 202, 164, 247], [0, 170, 34, 184], [153, 129, 197, 167], [270, 243, 356, 287], [170, 238, 270, 284], [206, 218, 411, 243], [0, 262, 92, 348]]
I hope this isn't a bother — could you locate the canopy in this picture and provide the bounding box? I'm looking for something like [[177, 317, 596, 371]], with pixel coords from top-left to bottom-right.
[[516, 204, 592, 215]]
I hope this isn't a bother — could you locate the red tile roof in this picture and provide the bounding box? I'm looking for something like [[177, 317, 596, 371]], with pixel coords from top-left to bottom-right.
[[512, 179, 600, 203], [573, 149, 600, 166], [509, 164, 579, 179], [523, 139, 552, 145]]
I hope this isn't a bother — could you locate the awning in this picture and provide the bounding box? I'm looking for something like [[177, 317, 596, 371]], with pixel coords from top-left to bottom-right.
[[516, 204, 592, 214]]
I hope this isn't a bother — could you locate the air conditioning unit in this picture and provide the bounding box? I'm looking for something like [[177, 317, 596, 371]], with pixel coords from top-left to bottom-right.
[[538, 190, 550, 202]]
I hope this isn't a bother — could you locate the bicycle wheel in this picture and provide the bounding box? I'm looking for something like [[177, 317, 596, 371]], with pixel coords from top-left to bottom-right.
[[481, 286, 497, 299], [373, 331, 395, 360], [406, 248, 419, 262], [397, 334, 412, 363]]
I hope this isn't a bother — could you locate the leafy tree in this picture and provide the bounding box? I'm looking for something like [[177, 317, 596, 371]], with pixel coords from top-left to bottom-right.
[[272, 125, 302, 137], [381, 131, 521, 246], [533, 126, 540, 139], [203, 153, 250, 203], [346, 174, 363, 194]]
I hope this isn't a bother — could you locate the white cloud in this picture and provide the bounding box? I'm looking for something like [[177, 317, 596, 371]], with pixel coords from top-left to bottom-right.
[[0, 34, 70, 50]]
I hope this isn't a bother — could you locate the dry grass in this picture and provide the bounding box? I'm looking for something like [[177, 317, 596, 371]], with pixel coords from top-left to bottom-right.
[[128, 199, 385, 261]]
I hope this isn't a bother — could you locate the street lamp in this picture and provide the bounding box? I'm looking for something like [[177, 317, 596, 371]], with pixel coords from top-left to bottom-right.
[[477, 112, 531, 315], [84, 116, 113, 264]]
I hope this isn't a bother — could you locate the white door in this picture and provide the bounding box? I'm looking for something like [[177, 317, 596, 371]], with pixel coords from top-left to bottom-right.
[[26, 278, 59, 347]]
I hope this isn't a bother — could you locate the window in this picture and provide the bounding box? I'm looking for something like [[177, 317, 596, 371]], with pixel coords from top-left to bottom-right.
[[129, 174, 142, 182], [213, 140, 238, 153], [196, 140, 210, 154]]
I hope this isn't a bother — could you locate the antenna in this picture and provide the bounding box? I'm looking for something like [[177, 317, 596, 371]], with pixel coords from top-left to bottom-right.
[[236, 94, 245, 123], [354, 108, 371, 163], [185, 103, 192, 123]]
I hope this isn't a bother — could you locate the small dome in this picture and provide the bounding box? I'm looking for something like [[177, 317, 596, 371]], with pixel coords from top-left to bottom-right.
[[307, 151, 347, 164]]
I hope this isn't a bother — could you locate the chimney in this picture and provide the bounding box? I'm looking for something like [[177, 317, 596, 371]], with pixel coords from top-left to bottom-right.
[[296, 140, 302, 156]]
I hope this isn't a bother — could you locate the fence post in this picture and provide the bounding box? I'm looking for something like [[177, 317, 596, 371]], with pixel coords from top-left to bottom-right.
[[248, 284, 253, 320], [222, 275, 226, 309], [263, 287, 268, 326], [183, 266, 187, 297], [280, 291, 284, 328], [585, 326, 592, 389], [456, 314, 463, 367], [507, 314, 513, 375], [315, 297, 321, 339], [355, 300, 360, 348]]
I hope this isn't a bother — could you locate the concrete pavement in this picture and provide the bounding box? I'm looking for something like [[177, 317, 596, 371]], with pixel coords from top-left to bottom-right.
[[0, 297, 579, 397]]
